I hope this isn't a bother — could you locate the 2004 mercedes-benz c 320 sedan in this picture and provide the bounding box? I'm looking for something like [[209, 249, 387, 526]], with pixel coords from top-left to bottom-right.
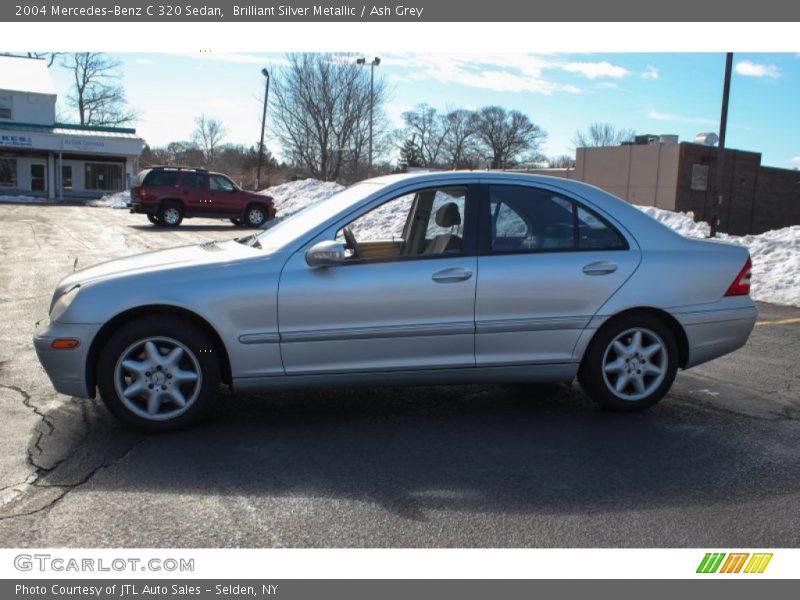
[[35, 172, 757, 431]]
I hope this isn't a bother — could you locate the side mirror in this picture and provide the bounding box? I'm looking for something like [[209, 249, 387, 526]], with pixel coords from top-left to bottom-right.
[[305, 240, 346, 268]]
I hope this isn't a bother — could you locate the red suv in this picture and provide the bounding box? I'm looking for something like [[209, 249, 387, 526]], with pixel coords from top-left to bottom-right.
[[131, 166, 276, 227]]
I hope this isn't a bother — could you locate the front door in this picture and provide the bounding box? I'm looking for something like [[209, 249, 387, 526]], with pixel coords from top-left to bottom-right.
[[278, 185, 478, 375], [474, 183, 641, 366], [30, 163, 46, 193], [208, 173, 240, 214]]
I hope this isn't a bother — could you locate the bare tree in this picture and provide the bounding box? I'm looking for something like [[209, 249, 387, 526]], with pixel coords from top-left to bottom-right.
[[572, 122, 635, 148], [473, 106, 547, 168], [400, 104, 447, 168], [440, 108, 479, 169], [192, 114, 228, 164], [62, 53, 138, 126], [26, 52, 63, 68], [270, 53, 389, 181], [548, 154, 575, 168]]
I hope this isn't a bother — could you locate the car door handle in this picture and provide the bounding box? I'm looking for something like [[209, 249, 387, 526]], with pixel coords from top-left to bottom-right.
[[582, 260, 618, 275], [432, 267, 473, 283]]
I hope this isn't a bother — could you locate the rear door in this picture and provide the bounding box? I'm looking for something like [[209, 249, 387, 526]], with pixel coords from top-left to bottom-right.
[[474, 183, 640, 366], [179, 171, 208, 213]]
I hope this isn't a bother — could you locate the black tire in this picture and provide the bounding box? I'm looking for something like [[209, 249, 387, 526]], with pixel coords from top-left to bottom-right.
[[229, 217, 243, 226], [243, 204, 268, 227], [157, 200, 184, 227], [578, 313, 678, 412], [147, 213, 162, 226], [96, 316, 221, 432]]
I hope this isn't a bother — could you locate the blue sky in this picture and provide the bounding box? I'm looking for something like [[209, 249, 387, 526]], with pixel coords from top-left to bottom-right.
[[48, 52, 800, 168]]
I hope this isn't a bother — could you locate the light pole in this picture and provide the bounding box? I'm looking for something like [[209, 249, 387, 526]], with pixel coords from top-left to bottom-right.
[[256, 67, 270, 190], [710, 52, 733, 237], [357, 56, 380, 175]]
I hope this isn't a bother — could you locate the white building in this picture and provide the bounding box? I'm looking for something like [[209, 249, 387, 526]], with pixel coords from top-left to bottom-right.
[[0, 55, 144, 200]]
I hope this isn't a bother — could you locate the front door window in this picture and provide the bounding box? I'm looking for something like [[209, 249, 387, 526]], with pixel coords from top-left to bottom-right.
[[30, 164, 46, 192]]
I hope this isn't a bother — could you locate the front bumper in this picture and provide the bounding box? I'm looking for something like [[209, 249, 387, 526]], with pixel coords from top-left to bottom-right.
[[34, 318, 102, 398]]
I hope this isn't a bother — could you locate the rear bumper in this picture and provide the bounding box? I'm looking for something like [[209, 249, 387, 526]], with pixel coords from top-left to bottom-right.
[[130, 201, 152, 215], [34, 318, 102, 398], [674, 302, 758, 368]]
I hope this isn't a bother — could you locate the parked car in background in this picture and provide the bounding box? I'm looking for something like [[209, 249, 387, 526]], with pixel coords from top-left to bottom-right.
[[130, 166, 276, 227], [35, 171, 756, 431]]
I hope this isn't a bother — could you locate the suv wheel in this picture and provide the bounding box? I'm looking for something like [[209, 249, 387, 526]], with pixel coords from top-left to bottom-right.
[[158, 201, 184, 227], [229, 217, 243, 226], [96, 316, 220, 431], [147, 214, 162, 226], [244, 205, 268, 227], [578, 314, 678, 412]]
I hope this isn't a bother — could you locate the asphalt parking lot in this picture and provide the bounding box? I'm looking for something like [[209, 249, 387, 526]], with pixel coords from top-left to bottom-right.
[[0, 203, 799, 547]]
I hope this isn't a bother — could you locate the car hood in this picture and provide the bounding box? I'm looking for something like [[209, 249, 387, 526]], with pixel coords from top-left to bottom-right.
[[54, 240, 261, 297]]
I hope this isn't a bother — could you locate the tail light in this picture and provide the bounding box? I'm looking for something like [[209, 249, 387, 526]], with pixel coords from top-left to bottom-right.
[[725, 257, 752, 296], [138, 188, 147, 200]]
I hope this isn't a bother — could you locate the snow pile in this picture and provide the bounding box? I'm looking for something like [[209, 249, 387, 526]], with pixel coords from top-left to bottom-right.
[[87, 190, 130, 209], [0, 194, 44, 204], [637, 206, 711, 238], [259, 178, 344, 219], [636, 205, 800, 307]]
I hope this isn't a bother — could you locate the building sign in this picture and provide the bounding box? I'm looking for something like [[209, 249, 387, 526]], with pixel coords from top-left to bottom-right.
[[0, 133, 33, 148], [691, 164, 709, 191], [63, 138, 107, 151]]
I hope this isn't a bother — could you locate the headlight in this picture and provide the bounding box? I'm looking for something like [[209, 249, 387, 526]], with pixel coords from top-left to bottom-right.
[[50, 286, 80, 322]]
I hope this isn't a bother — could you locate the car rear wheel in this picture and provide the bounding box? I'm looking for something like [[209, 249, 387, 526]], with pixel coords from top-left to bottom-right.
[[229, 217, 243, 226], [147, 213, 162, 226], [244, 205, 268, 227], [578, 314, 678, 412], [97, 316, 220, 431], [158, 201, 183, 227]]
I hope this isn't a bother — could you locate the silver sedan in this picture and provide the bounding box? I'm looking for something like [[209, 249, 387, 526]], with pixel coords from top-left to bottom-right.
[[34, 172, 757, 431]]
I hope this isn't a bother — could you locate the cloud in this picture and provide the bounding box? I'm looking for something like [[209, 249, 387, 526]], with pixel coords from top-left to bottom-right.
[[641, 65, 659, 80], [735, 60, 780, 78], [169, 52, 289, 67], [559, 61, 628, 79], [647, 108, 715, 125], [793, 156, 800, 164], [381, 54, 629, 96]]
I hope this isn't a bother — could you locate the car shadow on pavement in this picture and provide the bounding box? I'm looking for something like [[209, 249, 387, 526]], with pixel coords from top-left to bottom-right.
[[127, 224, 260, 233], [32, 382, 800, 527]]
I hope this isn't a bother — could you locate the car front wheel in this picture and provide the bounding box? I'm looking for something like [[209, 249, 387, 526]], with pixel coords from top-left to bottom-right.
[[96, 316, 220, 431], [578, 314, 678, 412], [244, 205, 268, 227]]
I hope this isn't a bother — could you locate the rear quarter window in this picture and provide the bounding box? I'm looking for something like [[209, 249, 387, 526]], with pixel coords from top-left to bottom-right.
[[143, 170, 179, 187]]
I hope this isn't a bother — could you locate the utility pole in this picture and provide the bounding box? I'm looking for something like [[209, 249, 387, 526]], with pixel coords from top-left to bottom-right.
[[357, 56, 380, 176], [710, 52, 733, 237], [256, 67, 270, 190]]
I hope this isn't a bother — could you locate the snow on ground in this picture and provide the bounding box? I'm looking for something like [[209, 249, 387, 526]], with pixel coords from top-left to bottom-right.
[[86, 190, 131, 209], [0, 195, 44, 204], [636, 205, 800, 307], [259, 178, 344, 219]]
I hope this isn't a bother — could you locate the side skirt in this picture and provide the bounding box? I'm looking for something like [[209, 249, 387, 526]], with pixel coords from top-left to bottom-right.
[[232, 363, 578, 392]]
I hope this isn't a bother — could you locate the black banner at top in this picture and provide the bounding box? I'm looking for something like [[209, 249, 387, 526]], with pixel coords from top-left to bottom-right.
[[3, 0, 800, 22]]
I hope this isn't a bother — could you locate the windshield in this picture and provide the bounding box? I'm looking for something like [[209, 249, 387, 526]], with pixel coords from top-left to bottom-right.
[[253, 182, 383, 251]]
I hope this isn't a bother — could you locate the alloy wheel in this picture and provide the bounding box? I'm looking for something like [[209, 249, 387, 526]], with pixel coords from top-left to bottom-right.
[[601, 327, 667, 401], [113, 336, 202, 421]]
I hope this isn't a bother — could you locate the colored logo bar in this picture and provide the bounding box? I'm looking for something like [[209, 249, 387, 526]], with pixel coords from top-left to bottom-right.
[[697, 552, 773, 574]]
